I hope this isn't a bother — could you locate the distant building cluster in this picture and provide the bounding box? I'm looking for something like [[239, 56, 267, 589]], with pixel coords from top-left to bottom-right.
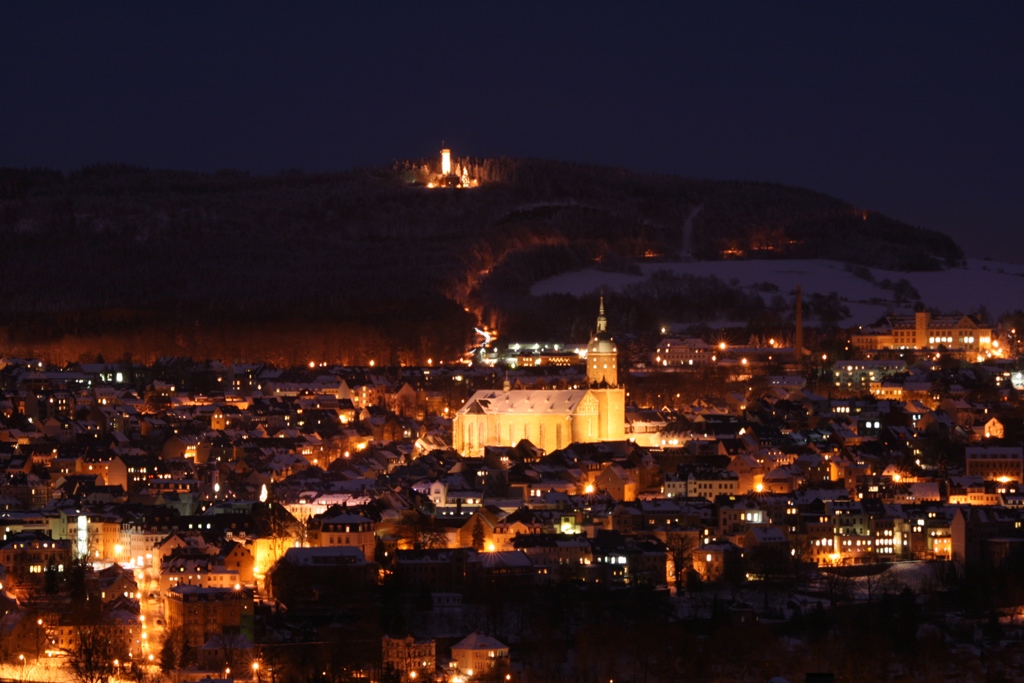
[[852, 310, 995, 357], [0, 298, 1023, 680]]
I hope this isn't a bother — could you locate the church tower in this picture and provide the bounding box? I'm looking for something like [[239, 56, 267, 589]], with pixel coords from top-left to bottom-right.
[[587, 296, 618, 387], [586, 296, 625, 441]]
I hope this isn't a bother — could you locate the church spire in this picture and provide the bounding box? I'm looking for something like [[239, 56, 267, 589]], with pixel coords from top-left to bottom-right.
[[596, 295, 607, 334]]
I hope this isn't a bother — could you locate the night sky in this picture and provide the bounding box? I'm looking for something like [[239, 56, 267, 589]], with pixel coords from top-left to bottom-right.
[[4, 4, 1023, 260]]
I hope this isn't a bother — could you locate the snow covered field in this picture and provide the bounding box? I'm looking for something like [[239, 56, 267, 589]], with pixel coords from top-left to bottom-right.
[[531, 258, 1024, 325]]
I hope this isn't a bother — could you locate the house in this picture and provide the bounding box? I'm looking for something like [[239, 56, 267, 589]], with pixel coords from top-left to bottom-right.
[[965, 446, 1024, 483], [266, 546, 377, 610], [382, 635, 435, 678], [692, 540, 743, 582], [450, 632, 509, 677], [593, 464, 638, 502], [165, 585, 254, 649], [307, 512, 377, 561]]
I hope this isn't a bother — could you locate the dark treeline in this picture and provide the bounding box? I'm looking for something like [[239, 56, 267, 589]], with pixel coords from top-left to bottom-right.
[[0, 160, 963, 361]]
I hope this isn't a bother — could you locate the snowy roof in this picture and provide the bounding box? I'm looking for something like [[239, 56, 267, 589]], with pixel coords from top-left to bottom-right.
[[452, 632, 508, 652], [282, 546, 366, 565], [478, 550, 533, 570], [457, 389, 591, 416]]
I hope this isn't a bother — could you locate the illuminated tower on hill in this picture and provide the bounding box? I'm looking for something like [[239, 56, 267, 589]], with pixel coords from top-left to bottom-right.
[[586, 296, 625, 440]]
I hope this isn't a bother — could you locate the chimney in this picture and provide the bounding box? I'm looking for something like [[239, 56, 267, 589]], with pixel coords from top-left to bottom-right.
[[794, 285, 804, 363]]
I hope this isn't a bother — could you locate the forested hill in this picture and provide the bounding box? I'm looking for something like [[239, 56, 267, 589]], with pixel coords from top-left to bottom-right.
[[0, 159, 964, 364]]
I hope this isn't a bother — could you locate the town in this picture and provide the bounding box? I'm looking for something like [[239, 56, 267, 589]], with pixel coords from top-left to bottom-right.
[[1, 299, 1024, 683]]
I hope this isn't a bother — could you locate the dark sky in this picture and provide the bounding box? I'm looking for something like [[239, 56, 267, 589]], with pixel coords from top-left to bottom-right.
[[3, 4, 1023, 260]]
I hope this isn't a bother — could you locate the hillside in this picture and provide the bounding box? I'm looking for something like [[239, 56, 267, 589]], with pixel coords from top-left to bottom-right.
[[0, 159, 965, 363]]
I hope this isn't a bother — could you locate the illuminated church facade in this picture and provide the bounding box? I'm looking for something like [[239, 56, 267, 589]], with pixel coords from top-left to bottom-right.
[[453, 299, 626, 457]]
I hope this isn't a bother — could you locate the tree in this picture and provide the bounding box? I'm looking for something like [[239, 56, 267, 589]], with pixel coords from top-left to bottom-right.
[[159, 627, 190, 672], [471, 517, 485, 551], [664, 530, 699, 588], [44, 562, 60, 595], [745, 543, 793, 610], [820, 564, 855, 615], [64, 620, 129, 683], [395, 513, 448, 550], [253, 502, 303, 570], [28, 616, 50, 661], [206, 633, 251, 672]]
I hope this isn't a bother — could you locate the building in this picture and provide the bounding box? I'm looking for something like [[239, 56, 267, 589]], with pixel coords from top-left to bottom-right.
[[266, 546, 377, 609], [851, 311, 994, 354], [966, 446, 1024, 483], [450, 632, 509, 677], [165, 585, 254, 649], [833, 360, 907, 389], [381, 635, 435, 679], [0, 533, 72, 592], [453, 300, 625, 456], [651, 338, 714, 367], [307, 512, 377, 561], [665, 467, 739, 501]]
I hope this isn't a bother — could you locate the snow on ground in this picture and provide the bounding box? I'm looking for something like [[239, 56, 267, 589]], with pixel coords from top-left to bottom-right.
[[532, 258, 1024, 325]]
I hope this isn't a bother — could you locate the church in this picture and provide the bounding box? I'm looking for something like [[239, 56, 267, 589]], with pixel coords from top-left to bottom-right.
[[453, 299, 626, 457]]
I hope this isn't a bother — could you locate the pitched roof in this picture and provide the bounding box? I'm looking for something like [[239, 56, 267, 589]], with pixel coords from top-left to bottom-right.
[[457, 390, 591, 416], [452, 632, 508, 652]]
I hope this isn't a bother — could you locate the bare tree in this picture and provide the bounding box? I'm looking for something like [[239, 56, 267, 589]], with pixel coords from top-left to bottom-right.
[[819, 564, 855, 612], [664, 529, 699, 588], [206, 633, 251, 673], [64, 620, 130, 683]]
